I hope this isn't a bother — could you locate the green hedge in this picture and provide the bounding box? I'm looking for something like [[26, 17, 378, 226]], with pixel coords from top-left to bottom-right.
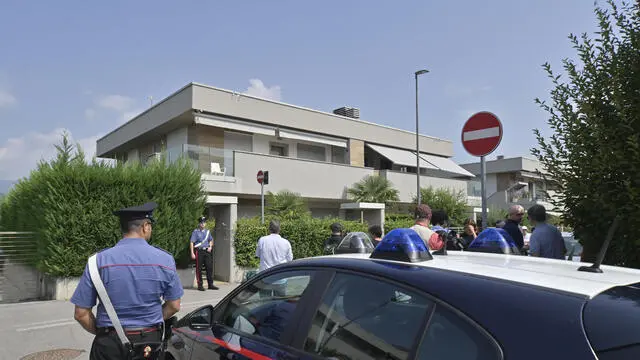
[[234, 217, 369, 268], [0, 135, 206, 276]]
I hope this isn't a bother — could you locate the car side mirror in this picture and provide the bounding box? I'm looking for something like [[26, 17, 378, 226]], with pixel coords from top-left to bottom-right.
[[188, 305, 214, 330]]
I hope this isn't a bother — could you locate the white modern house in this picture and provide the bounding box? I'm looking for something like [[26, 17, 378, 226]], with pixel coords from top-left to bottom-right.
[[460, 155, 561, 216], [95, 82, 475, 282]]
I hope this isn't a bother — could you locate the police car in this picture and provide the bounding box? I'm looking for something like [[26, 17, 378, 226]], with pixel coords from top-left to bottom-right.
[[166, 228, 640, 360]]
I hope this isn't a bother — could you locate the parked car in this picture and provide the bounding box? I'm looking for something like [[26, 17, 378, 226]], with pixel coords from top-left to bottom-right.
[[166, 228, 640, 360]]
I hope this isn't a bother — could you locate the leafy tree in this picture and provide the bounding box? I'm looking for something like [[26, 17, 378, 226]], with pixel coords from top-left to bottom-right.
[[0, 132, 206, 275], [265, 190, 310, 219], [531, 0, 640, 266], [347, 175, 399, 204], [412, 186, 467, 227]]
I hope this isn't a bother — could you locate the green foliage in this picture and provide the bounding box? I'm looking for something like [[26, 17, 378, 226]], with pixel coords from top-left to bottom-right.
[[531, 1, 640, 266], [0, 132, 206, 276], [347, 175, 400, 204], [234, 216, 368, 268], [265, 190, 310, 219], [412, 186, 468, 227], [384, 213, 415, 232]]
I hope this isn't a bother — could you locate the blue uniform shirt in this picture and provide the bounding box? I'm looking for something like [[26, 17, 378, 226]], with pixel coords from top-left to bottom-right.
[[190, 228, 213, 249], [70, 237, 184, 328]]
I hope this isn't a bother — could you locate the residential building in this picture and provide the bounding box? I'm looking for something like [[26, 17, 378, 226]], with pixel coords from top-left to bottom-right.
[[95, 82, 474, 281], [460, 155, 561, 216]]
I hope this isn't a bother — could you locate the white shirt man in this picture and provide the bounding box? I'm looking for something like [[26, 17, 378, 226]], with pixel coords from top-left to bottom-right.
[[256, 220, 293, 272]]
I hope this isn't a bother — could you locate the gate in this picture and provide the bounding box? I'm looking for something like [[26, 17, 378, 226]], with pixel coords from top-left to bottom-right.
[[0, 232, 42, 303]]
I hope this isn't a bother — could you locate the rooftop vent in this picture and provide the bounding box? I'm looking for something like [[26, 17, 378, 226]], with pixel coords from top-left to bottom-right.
[[496, 155, 504, 160], [333, 106, 360, 119]]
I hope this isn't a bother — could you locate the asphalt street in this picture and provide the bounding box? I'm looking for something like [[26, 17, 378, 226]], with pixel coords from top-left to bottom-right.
[[0, 284, 236, 360]]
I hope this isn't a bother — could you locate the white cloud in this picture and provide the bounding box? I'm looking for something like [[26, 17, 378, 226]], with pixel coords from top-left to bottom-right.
[[0, 128, 102, 181], [0, 89, 17, 107], [244, 79, 282, 101], [96, 94, 135, 112]]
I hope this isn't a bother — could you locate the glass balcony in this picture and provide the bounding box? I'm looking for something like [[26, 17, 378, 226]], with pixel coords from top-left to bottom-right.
[[163, 144, 235, 176]]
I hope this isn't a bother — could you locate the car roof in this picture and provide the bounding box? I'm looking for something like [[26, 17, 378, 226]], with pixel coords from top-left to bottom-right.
[[310, 252, 640, 299]]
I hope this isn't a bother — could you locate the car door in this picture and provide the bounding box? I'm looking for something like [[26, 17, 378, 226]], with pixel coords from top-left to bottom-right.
[[169, 309, 206, 360], [187, 268, 331, 360], [292, 269, 503, 360]]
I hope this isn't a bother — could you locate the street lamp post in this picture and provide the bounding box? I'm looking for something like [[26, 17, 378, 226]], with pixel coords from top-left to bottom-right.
[[415, 69, 429, 205]]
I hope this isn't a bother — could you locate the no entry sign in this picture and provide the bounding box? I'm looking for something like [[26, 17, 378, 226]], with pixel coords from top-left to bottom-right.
[[257, 170, 264, 184], [461, 112, 503, 157]]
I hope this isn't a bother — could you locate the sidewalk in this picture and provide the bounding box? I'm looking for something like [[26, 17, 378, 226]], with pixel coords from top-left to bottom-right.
[[2, 283, 237, 360]]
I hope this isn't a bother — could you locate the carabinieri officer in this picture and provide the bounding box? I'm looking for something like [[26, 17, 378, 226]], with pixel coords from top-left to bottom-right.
[[70, 202, 184, 360], [190, 216, 218, 291]]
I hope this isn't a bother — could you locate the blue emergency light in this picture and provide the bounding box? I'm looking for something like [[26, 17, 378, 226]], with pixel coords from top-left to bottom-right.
[[467, 228, 520, 255], [370, 228, 433, 263]]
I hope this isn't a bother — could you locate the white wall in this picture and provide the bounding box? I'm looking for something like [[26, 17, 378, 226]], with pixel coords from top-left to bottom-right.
[[252, 134, 331, 162], [167, 126, 188, 150], [126, 148, 140, 164], [487, 174, 498, 196]]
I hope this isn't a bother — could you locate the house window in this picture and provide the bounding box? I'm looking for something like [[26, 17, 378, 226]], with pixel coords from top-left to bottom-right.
[[331, 146, 347, 164], [270, 143, 288, 157], [297, 143, 326, 162]]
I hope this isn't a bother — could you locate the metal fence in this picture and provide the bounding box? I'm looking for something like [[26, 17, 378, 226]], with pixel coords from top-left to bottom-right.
[[0, 232, 42, 303]]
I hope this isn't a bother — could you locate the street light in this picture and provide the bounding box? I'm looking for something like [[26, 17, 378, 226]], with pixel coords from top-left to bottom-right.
[[415, 69, 429, 205]]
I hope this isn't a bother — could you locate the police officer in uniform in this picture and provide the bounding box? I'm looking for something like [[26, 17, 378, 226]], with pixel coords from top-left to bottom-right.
[[70, 202, 184, 360], [190, 216, 218, 291]]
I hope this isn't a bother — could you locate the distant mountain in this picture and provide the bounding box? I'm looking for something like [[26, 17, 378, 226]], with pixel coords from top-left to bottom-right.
[[0, 180, 15, 195]]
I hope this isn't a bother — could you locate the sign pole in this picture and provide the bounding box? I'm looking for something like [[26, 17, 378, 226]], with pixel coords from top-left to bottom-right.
[[480, 155, 487, 230], [461, 111, 503, 230], [261, 182, 265, 225]]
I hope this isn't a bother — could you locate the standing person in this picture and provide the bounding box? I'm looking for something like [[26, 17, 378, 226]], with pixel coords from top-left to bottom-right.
[[527, 205, 566, 259], [368, 224, 383, 247], [324, 222, 343, 254], [190, 216, 218, 291], [256, 220, 293, 297], [70, 202, 183, 360], [410, 204, 442, 250], [461, 218, 478, 248], [502, 205, 526, 251]]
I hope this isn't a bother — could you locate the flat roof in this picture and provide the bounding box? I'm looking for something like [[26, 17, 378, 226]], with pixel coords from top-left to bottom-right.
[[324, 252, 640, 299], [96, 82, 454, 158], [460, 156, 546, 176]]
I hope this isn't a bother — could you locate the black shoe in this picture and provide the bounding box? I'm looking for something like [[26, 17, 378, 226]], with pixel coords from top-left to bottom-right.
[[198, 286, 205, 291], [208, 285, 219, 290]]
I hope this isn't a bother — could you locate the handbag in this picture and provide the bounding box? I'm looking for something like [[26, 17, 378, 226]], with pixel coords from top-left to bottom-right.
[[88, 254, 166, 359]]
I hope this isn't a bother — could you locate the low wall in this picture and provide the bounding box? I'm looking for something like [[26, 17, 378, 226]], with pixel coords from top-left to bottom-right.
[[0, 261, 44, 303]]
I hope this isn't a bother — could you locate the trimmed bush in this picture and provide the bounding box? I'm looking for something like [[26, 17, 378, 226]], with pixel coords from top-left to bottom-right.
[[234, 216, 369, 268], [0, 134, 206, 276]]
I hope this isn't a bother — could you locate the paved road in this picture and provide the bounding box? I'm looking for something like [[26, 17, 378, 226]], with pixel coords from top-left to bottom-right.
[[0, 284, 236, 360]]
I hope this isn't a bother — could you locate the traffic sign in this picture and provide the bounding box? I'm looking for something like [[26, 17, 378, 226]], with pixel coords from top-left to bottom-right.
[[257, 170, 264, 184], [461, 112, 503, 157]]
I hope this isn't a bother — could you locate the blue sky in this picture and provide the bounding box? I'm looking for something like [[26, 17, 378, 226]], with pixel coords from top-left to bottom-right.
[[0, 0, 602, 181]]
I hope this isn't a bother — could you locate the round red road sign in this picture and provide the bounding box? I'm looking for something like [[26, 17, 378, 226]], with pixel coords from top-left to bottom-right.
[[257, 170, 264, 184], [461, 112, 503, 157]]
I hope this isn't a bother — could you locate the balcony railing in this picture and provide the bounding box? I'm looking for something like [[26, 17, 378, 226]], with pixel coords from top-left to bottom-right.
[[467, 181, 482, 197], [163, 144, 235, 176]]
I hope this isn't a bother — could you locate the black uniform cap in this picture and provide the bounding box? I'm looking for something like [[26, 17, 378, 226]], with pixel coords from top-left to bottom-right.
[[113, 202, 158, 224], [199, 216, 207, 223]]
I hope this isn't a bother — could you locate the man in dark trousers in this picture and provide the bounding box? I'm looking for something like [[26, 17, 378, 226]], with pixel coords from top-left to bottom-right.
[[70, 202, 183, 359], [190, 216, 218, 291]]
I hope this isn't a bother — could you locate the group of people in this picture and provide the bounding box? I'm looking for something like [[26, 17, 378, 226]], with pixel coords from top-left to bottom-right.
[[68, 200, 567, 359], [495, 204, 566, 259]]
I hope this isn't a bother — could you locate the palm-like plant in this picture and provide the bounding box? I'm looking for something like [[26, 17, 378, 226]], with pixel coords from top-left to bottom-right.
[[347, 175, 399, 204], [265, 190, 310, 219]]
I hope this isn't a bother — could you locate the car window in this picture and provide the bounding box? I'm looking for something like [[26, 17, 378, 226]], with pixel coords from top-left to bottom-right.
[[220, 270, 313, 343], [303, 273, 434, 360], [417, 304, 502, 360]]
